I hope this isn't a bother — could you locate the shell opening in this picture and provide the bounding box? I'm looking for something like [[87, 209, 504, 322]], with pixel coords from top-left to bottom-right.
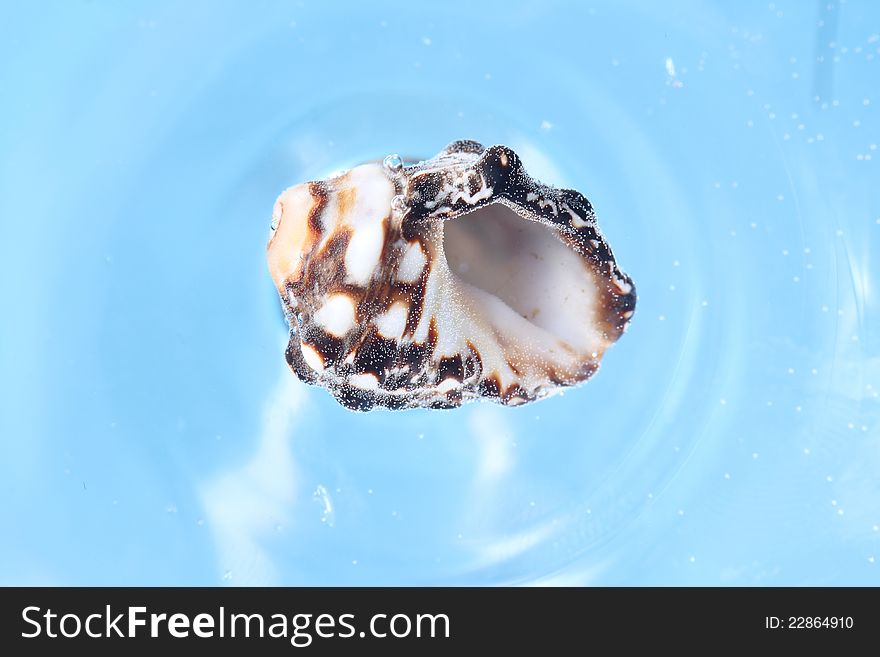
[[442, 202, 597, 352]]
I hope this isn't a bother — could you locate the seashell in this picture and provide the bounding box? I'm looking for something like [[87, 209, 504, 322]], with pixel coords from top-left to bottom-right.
[[267, 140, 636, 411]]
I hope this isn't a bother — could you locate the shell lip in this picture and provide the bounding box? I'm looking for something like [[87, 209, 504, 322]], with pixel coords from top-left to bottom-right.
[[406, 141, 596, 232]]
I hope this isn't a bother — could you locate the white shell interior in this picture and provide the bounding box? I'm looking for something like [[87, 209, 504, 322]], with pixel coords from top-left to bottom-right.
[[415, 202, 606, 393], [443, 203, 600, 353]]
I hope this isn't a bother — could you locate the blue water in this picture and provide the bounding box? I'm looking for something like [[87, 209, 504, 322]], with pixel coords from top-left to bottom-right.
[[2, 1, 878, 586]]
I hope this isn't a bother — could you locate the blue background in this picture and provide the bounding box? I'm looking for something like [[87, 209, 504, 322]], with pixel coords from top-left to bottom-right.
[[1, 0, 878, 585]]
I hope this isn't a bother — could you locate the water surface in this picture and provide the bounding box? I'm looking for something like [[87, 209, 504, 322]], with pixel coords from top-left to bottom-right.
[[1, 0, 878, 585]]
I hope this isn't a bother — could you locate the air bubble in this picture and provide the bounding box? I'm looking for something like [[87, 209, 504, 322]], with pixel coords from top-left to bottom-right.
[[271, 201, 282, 231], [313, 484, 335, 527], [383, 154, 404, 172], [391, 194, 408, 214]]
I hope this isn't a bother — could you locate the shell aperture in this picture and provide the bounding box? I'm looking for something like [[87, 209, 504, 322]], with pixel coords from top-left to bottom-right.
[[267, 140, 636, 411]]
